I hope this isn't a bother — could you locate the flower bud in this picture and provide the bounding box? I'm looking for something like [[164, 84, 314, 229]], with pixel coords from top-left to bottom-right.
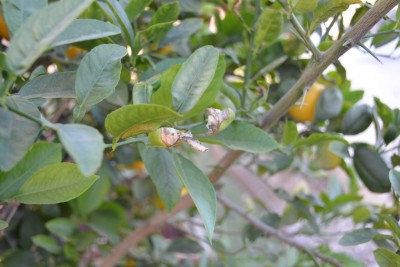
[[206, 108, 235, 135], [148, 127, 181, 148]]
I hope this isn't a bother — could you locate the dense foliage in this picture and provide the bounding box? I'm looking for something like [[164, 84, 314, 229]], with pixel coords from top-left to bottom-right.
[[0, 0, 399, 266]]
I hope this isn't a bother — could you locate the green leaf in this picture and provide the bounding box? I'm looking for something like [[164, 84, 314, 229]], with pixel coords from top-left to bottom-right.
[[151, 64, 181, 108], [53, 124, 104, 176], [32, 235, 62, 254], [161, 18, 203, 46], [166, 238, 204, 254], [105, 104, 182, 139], [294, 133, 348, 149], [353, 145, 390, 193], [254, 8, 283, 52], [200, 121, 280, 153], [106, 81, 129, 106], [52, 19, 121, 47], [0, 96, 41, 171], [310, 0, 361, 33], [19, 71, 76, 99], [75, 44, 127, 108], [315, 87, 343, 121], [290, 0, 319, 12], [172, 45, 220, 114], [45, 218, 77, 239], [12, 162, 99, 204], [141, 21, 174, 45], [98, 0, 135, 52], [2, 0, 47, 35], [0, 142, 61, 199], [125, 0, 153, 22], [75, 166, 111, 215], [0, 220, 8, 230], [172, 153, 216, 241], [371, 23, 398, 48], [282, 120, 298, 146], [149, 1, 179, 26], [374, 248, 400, 267], [389, 169, 400, 196], [141, 147, 182, 212], [374, 97, 394, 127], [339, 228, 379, 246], [6, 0, 94, 74]]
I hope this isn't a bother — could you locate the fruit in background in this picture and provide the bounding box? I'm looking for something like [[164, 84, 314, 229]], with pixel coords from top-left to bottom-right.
[[315, 141, 342, 170], [288, 82, 324, 122], [0, 14, 10, 40], [66, 45, 85, 60]]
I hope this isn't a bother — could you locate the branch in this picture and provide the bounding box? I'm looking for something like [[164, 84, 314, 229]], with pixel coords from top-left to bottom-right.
[[217, 194, 343, 267], [98, 1, 399, 266]]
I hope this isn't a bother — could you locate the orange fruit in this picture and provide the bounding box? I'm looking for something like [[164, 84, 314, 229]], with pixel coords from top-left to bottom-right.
[[0, 14, 10, 40], [288, 82, 324, 122], [66, 45, 85, 60]]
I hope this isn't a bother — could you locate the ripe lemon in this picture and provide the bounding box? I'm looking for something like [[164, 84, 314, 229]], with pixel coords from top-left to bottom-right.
[[0, 14, 10, 40], [66, 45, 85, 60], [288, 82, 324, 122]]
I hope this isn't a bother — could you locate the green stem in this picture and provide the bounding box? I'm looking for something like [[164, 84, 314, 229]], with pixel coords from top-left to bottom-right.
[[362, 29, 400, 39], [0, 75, 17, 102], [250, 55, 288, 83], [321, 15, 338, 42], [3, 103, 43, 125], [241, 0, 262, 108], [103, 137, 147, 149]]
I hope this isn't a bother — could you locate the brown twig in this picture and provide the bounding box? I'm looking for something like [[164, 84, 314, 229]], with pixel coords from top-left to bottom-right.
[[217, 194, 343, 267], [99, 1, 400, 266]]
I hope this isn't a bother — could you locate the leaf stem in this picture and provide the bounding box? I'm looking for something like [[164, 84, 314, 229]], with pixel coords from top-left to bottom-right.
[[103, 137, 147, 149], [2, 102, 43, 125], [0, 75, 17, 103], [277, 0, 322, 60], [362, 29, 400, 39]]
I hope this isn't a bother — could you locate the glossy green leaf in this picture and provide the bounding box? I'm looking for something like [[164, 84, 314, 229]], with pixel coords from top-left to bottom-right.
[[290, 0, 319, 12], [105, 104, 182, 139], [149, 2, 179, 26], [19, 71, 76, 99], [200, 121, 280, 153], [374, 248, 400, 267], [98, 0, 135, 51], [53, 124, 104, 176], [353, 145, 390, 193], [339, 228, 378, 246], [161, 18, 203, 47], [6, 0, 94, 74], [389, 169, 400, 196], [133, 82, 152, 104], [12, 163, 99, 204], [125, 0, 153, 21], [172, 153, 216, 241], [315, 87, 343, 121], [0, 96, 41, 171], [166, 238, 204, 253], [141, 21, 174, 45], [254, 8, 283, 52], [2, 0, 47, 35], [0, 220, 8, 230], [141, 147, 182, 211], [52, 19, 121, 47], [0, 142, 61, 199], [294, 133, 348, 149], [310, 0, 361, 33], [45, 218, 77, 239], [221, 83, 241, 109], [75, 166, 111, 215], [371, 23, 398, 48], [172, 45, 219, 114], [75, 44, 127, 108], [151, 64, 181, 108], [282, 120, 298, 146], [32, 235, 62, 254]]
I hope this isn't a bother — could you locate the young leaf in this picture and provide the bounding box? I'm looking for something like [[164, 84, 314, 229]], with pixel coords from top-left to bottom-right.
[[294, 133, 348, 149], [0, 142, 61, 199], [166, 238, 204, 254], [75, 44, 127, 108], [0, 96, 41, 171], [125, 0, 153, 22], [290, 0, 319, 12], [141, 147, 183, 211], [105, 104, 182, 139], [149, 1, 179, 26], [45, 218, 77, 239], [172, 45, 219, 114], [32, 235, 62, 254], [19, 72, 76, 99], [151, 64, 181, 108], [339, 228, 379, 246], [254, 8, 283, 53], [6, 0, 94, 74], [374, 248, 400, 267], [2, 0, 47, 35], [12, 163, 99, 204], [282, 120, 298, 146], [200, 121, 280, 153], [53, 124, 104, 176], [172, 153, 216, 241], [52, 19, 121, 47]]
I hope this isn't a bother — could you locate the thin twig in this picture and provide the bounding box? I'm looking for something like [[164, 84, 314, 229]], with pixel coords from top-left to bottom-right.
[[217, 194, 343, 267]]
